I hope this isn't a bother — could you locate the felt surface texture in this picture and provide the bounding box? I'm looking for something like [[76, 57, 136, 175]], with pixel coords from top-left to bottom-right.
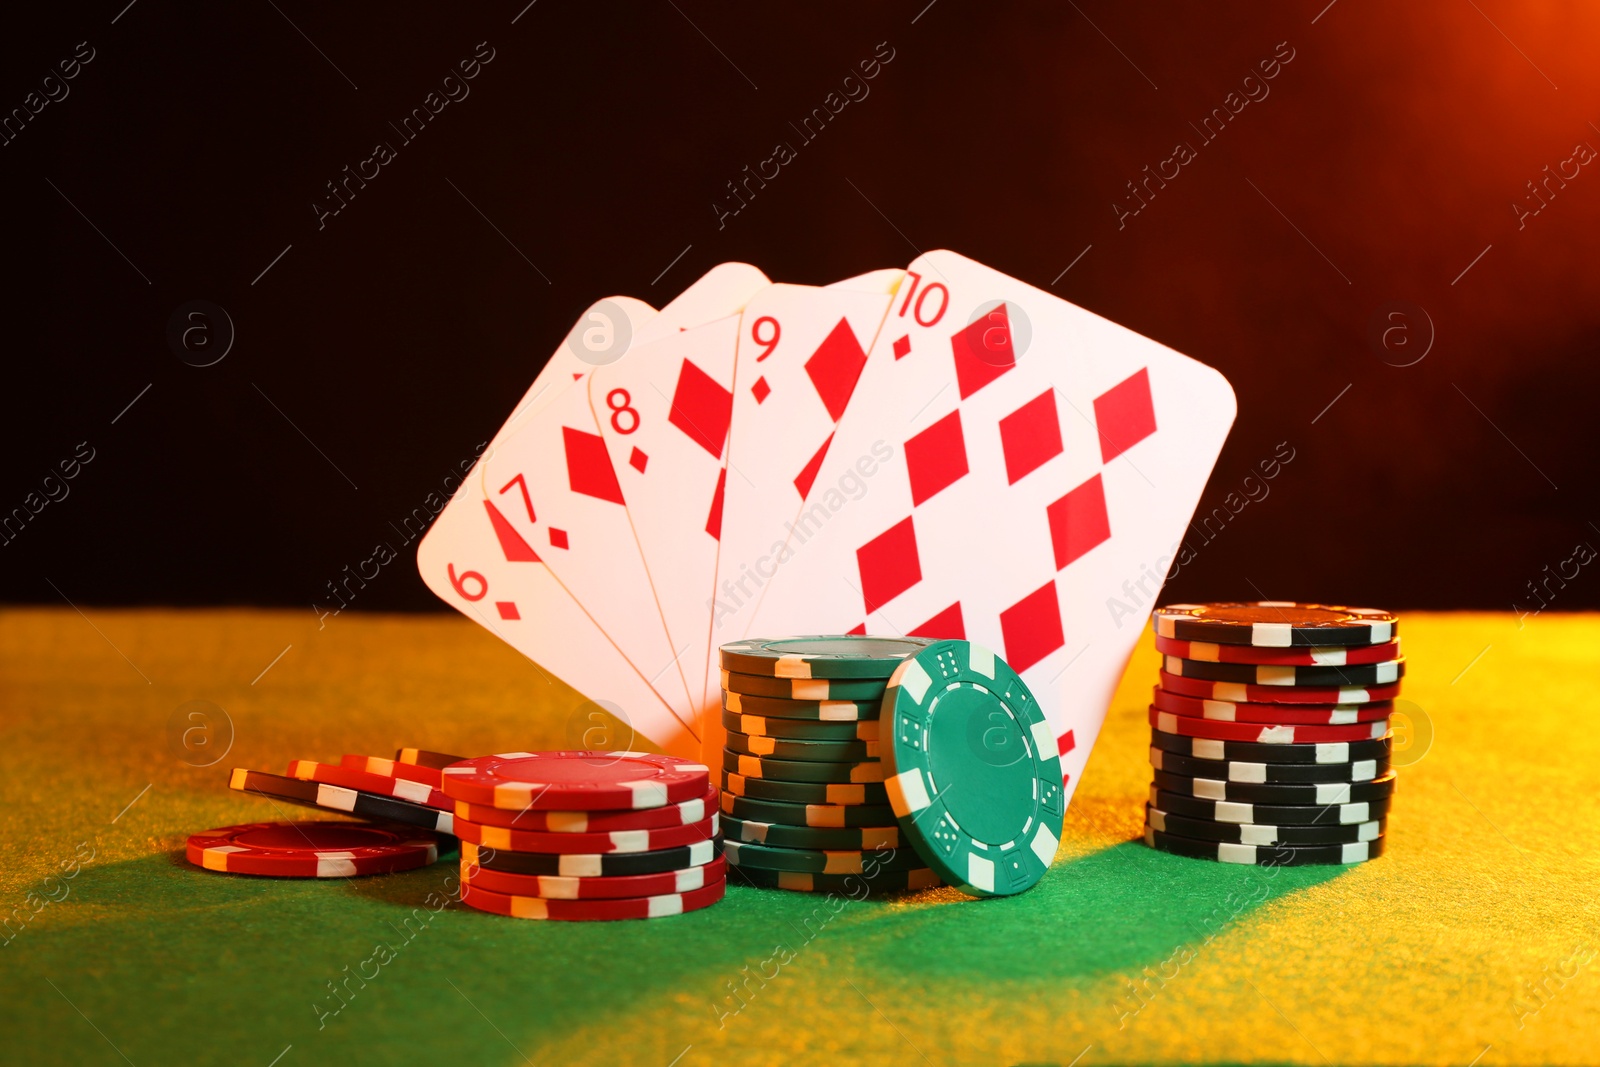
[[2, 607, 1595, 1066]]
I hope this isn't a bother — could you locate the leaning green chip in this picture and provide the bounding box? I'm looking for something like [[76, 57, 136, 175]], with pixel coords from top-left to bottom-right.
[[719, 636, 938, 679], [882, 640, 1063, 897]]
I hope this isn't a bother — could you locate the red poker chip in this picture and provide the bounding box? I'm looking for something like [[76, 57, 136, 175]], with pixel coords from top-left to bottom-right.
[[286, 759, 452, 810], [186, 821, 439, 878], [454, 812, 719, 854], [1157, 671, 1400, 705], [396, 748, 469, 772], [1151, 687, 1393, 725], [462, 855, 728, 899], [440, 751, 710, 811], [455, 785, 717, 831], [342, 753, 445, 788], [1154, 635, 1402, 666], [1148, 706, 1390, 744], [460, 876, 726, 920]]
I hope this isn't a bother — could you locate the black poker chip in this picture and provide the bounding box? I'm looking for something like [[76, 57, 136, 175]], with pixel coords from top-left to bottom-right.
[[1161, 655, 1404, 688], [1148, 746, 1390, 784], [1150, 728, 1393, 765]]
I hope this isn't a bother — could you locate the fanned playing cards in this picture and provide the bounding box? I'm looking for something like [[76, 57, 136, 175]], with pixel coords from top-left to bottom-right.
[[418, 251, 1235, 805]]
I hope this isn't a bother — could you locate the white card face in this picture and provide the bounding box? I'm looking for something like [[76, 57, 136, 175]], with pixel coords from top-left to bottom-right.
[[475, 264, 769, 730], [586, 314, 744, 718], [745, 250, 1237, 801], [708, 283, 900, 701], [416, 296, 704, 759]]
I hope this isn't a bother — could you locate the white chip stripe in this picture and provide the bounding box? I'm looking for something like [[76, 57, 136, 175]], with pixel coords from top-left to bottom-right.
[[968, 642, 996, 679], [392, 778, 432, 804], [775, 654, 814, 679], [886, 768, 931, 817], [897, 659, 933, 705], [1029, 823, 1058, 868], [792, 679, 829, 700], [966, 853, 995, 893], [1251, 622, 1293, 647]]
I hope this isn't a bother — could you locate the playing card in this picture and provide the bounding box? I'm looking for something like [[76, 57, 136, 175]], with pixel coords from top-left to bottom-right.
[[586, 314, 744, 719], [708, 282, 902, 705], [477, 265, 768, 729], [744, 250, 1236, 800], [416, 296, 704, 757]]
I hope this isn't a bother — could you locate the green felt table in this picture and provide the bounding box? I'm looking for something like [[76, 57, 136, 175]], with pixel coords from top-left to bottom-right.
[[3, 607, 1596, 1066]]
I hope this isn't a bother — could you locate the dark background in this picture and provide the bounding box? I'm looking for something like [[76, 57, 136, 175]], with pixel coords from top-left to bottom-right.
[[4, 1, 1597, 614]]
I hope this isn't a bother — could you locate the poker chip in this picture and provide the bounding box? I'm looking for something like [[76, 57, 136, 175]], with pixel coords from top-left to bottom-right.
[[1153, 603, 1398, 647], [720, 710, 880, 741], [228, 768, 455, 835], [1151, 687, 1393, 725], [452, 785, 716, 831], [187, 821, 440, 877], [1150, 768, 1398, 806], [1144, 601, 1402, 868], [1148, 707, 1390, 744], [461, 837, 721, 877], [730, 865, 942, 895], [1154, 635, 1402, 666], [460, 877, 725, 921], [1151, 786, 1392, 826], [723, 729, 880, 762], [882, 640, 1063, 897], [439, 751, 710, 811], [396, 748, 469, 771], [723, 839, 926, 874], [1148, 747, 1390, 784], [721, 814, 901, 850], [285, 759, 452, 810], [718, 636, 936, 679], [453, 812, 719, 854], [721, 668, 889, 702], [1150, 727, 1394, 765], [1162, 654, 1405, 688], [341, 753, 448, 789], [1157, 671, 1401, 705], [720, 792, 899, 827], [723, 691, 881, 721], [1144, 826, 1386, 865], [722, 750, 885, 784], [720, 771, 889, 806], [1146, 806, 1385, 845], [462, 855, 727, 899]]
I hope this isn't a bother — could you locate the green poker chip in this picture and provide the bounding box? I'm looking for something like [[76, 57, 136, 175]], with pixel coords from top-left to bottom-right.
[[720, 771, 889, 807], [730, 864, 942, 895], [720, 710, 879, 741], [722, 814, 901, 850], [719, 791, 896, 826], [719, 636, 937, 679], [722, 692, 882, 721], [722, 749, 883, 784], [883, 640, 1064, 897], [721, 669, 888, 702], [724, 729, 879, 763], [724, 838, 926, 875]]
